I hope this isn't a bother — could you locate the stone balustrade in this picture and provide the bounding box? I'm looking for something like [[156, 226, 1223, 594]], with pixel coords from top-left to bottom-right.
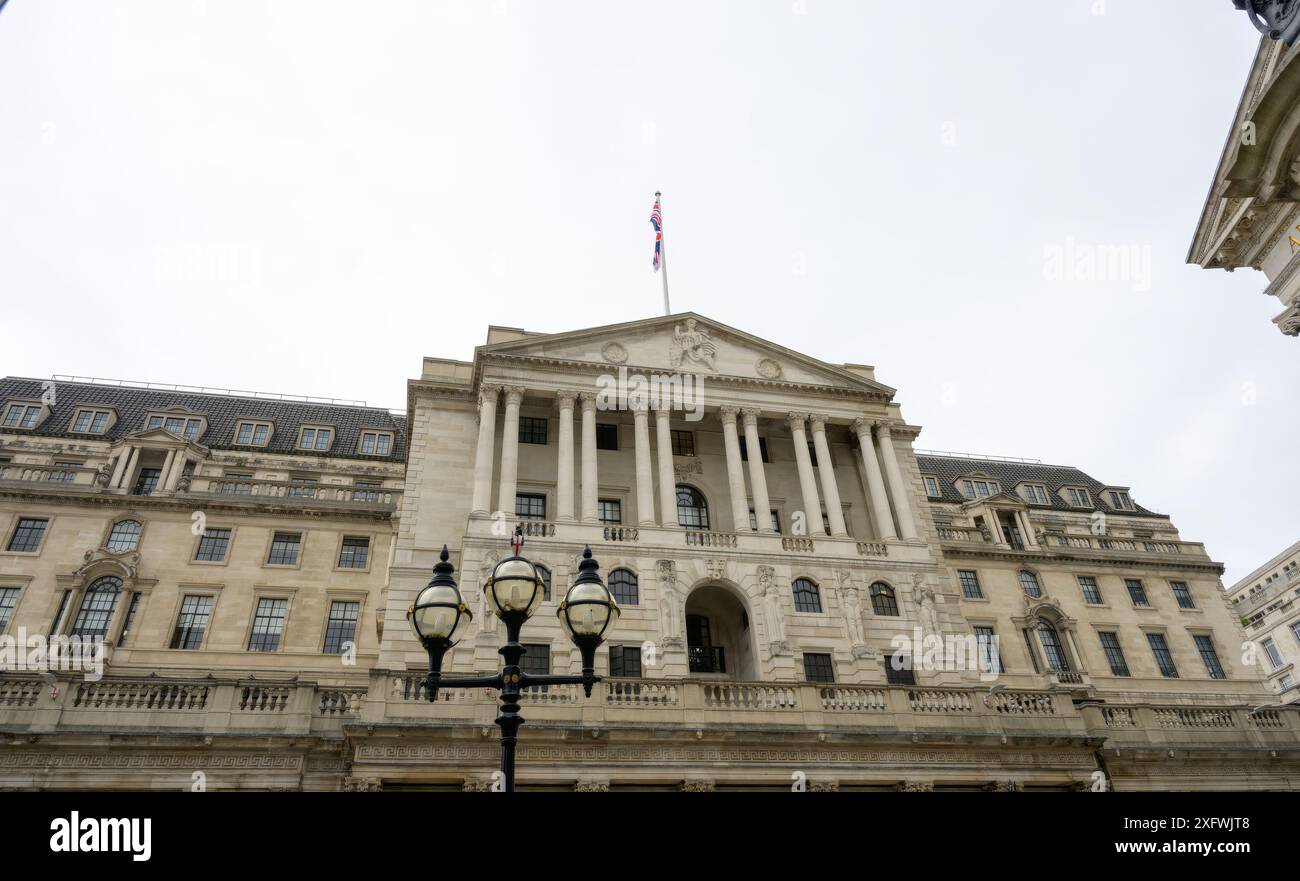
[[0, 464, 102, 487], [189, 475, 400, 509]]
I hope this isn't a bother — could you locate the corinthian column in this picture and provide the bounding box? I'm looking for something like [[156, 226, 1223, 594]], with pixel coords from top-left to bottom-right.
[[809, 415, 847, 537], [633, 403, 656, 526], [654, 403, 677, 527], [496, 386, 524, 516], [875, 421, 918, 540], [741, 409, 773, 532], [786, 412, 825, 536], [852, 418, 896, 540], [579, 392, 598, 523], [556, 391, 576, 521], [471, 385, 501, 514], [719, 406, 751, 532]]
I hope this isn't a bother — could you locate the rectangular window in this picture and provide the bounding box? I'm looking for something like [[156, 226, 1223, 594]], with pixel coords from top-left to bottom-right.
[[132, 468, 162, 496], [520, 643, 550, 676], [957, 570, 983, 599], [235, 421, 271, 446], [923, 476, 940, 498], [298, 427, 332, 451], [515, 493, 546, 520], [352, 480, 382, 503], [1107, 490, 1134, 511], [748, 509, 780, 533], [1146, 632, 1179, 678], [1292, 621, 1300, 647], [884, 653, 915, 685], [194, 527, 232, 562], [0, 587, 19, 635], [1125, 578, 1150, 607], [48, 461, 80, 483], [1170, 581, 1195, 610], [1022, 629, 1042, 674], [72, 409, 112, 434], [287, 476, 319, 498], [1065, 487, 1091, 507], [1021, 483, 1049, 505], [609, 645, 642, 678], [116, 592, 140, 647], [71, 585, 120, 642], [518, 416, 548, 445], [322, 600, 360, 654], [1262, 637, 1283, 669], [597, 499, 622, 525], [222, 472, 253, 495], [670, 429, 695, 457], [1194, 634, 1226, 680], [974, 626, 1003, 674], [267, 532, 302, 566], [6, 518, 48, 553], [170, 595, 215, 650], [1078, 575, 1103, 605], [1098, 632, 1131, 677], [3, 403, 41, 429], [248, 598, 288, 652], [49, 589, 70, 637], [802, 652, 835, 683], [360, 431, 393, 456], [595, 423, 618, 451], [338, 536, 370, 569], [738, 436, 770, 463]]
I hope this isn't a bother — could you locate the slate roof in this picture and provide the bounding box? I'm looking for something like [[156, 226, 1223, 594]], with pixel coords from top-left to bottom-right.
[[915, 454, 1164, 519], [0, 377, 407, 463]]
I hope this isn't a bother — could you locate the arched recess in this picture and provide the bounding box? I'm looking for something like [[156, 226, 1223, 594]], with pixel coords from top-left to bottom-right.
[[53, 550, 156, 649], [1016, 601, 1084, 677], [682, 578, 757, 681]]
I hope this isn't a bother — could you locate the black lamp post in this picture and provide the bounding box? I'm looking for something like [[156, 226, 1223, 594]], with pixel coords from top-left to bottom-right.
[[1233, 1, 1300, 44], [407, 533, 619, 792]]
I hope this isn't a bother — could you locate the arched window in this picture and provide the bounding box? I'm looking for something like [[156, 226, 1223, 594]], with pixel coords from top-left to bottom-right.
[[609, 569, 638, 606], [536, 565, 552, 601], [71, 576, 123, 642], [676, 485, 709, 529], [1018, 570, 1042, 598], [1036, 621, 1070, 672], [792, 578, 822, 613], [870, 582, 899, 616], [106, 520, 142, 553]]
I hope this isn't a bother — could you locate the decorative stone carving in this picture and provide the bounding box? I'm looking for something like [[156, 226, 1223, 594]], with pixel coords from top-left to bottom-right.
[[657, 560, 681, 642], [94, 463, 113, 487], [680, 778, 716, 792], [461, 776, 493, 792], [574, 777, 610, 792], [342, 777, 383, 792], [673, 459, 703, 480], [670, 318, 717, 371], [839, 573, 866, 648], [987, 780, 1023, 793], [1274, 301, 1300, 336], [478, 551, 501, 635], [705, 559, 727, 581], [600, 342, 628, 364], [914, 573, 941, 638], [898, 780, 934, 792], [809, 779, 839, 792], [759, 565, 789, 653], [755, 357, 782, 379]]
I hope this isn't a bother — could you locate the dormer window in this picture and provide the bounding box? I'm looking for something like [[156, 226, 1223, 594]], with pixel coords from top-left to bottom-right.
[[923, 476, 941, 498], [235, 420, 273, 447], [958, 478, 1001, 499], [297, 426, 334, 451], [1019, 483, 1050, 505], [359, 430, 394, 456], [1062, 487, 1091, 508], [146, 413, 205, 440], [1105, 489, 1135, 511], [72, 408, 115, 434], [2, 402, 44, 430]]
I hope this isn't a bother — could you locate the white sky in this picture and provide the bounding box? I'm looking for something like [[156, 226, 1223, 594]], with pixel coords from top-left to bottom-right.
[[0, 1, 1293, 585]]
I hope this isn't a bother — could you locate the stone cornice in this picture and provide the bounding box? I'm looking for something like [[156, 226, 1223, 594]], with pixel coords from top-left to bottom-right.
[[935, 542, 1224, 575]]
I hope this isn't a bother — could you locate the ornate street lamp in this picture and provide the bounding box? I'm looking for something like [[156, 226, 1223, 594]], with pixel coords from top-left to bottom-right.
[[1233, 1, 1300, 45], [406, 533, 619, 792]]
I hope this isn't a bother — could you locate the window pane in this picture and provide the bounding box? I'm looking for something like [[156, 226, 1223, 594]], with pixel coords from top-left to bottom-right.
[[7, 518, 48, 553], [1125, 579, 1150, 607], [0, 587, 20, 635], [338, 536, 370, 569], [195, 528, 232, 561], [609, 569, 638, 605], [1194, 634, 1225, 679], [248, 598, 288, 651], [515, 493, 546, 519], [132, 468, 161, 496], [792, 578, 822, 613], [595, 423, 618, 450], [802, 652, 835, 683], [520, 643, 550, 676], [1098, 632, 1131, 677], [1171, 581, 1195, 610], [106, 520, 143, 553], [670, 430, 695, 457], [267, 532, 302, 566], [958, 570, 982, 599], [1018, 570, 1041, 598], [1036, 622, 1070, 672], [322, 601, 360, 654], [171, 595, 215, 650], [870, 583, 898, 616], [1078, 576, 1103, 604], [71, 576, 122, 642], [610, 645, 642, 678], [675, 485, 709, 529], [1146, 632, 1179, 678], [597, 499, 622, 525], [518, 417, 548, 445]]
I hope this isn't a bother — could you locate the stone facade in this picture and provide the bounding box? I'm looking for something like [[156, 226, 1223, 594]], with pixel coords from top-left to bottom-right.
[[1188, 34, 1300, 337], [1228, 539, 1300, 704], [1, 316, 1298, 791]]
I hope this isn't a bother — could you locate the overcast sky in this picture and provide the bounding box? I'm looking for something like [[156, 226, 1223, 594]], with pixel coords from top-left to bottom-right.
[[0, 1, 1293, 585]]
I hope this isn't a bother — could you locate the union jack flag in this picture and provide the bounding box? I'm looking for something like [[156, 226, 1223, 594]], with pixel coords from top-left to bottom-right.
[[650, 194, 663, 271]]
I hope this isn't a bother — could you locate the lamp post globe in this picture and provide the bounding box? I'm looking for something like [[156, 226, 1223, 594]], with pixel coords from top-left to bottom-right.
[[557, 546, 620, 693], [406, 545, 472, 701]]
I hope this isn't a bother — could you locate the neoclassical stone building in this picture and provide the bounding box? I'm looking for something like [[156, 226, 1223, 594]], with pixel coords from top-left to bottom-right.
[[1228, 539, 1300, 705], [1, 316, 1297, 791], [1189, 32, 1300, 337]]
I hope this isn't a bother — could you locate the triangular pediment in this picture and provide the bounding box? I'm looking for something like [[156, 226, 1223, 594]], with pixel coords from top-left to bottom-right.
[[477, 313, 894, 397]]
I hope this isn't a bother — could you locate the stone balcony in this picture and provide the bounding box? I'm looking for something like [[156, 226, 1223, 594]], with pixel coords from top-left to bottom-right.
[[936, 526, 1215, 566], [475, 515, 919, 563]]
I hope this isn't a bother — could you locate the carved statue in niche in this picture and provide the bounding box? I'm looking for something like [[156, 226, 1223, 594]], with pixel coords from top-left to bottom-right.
[[914, 572, 941, 637], [758, 565, 789, 652], [838, 571, 865, 647], [670, 318, 717, 371], [657, 560, 682, 646], [478, 551, 500, 635]]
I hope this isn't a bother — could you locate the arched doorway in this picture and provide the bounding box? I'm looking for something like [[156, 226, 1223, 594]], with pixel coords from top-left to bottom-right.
[[683, 583, 756, 681]]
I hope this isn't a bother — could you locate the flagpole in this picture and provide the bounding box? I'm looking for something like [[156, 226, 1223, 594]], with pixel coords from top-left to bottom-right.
[[657, 190, 671, 315]]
